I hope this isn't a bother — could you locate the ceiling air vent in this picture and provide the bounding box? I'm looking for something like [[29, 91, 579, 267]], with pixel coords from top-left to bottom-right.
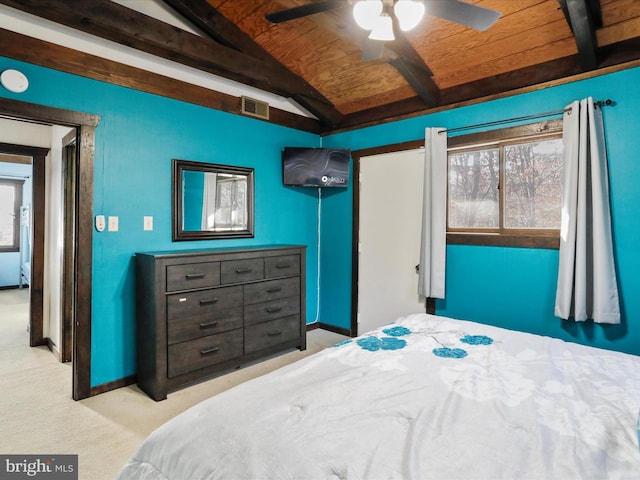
[[241, 96, 269, 120]]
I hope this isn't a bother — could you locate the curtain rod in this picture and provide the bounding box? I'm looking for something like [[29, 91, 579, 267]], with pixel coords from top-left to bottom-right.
[[440, 99, 613, 135]]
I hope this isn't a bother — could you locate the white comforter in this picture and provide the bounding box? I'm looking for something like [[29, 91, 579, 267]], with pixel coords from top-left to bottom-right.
[[118, 314, 640, 479]]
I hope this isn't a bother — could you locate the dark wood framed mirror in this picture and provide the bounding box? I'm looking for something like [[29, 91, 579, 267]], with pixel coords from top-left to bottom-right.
[[172, 159, 254, 241]]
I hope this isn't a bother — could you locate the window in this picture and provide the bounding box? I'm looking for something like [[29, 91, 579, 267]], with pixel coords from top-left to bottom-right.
[[447, 120, 563, 248], [0, 178, 24, 252], [215, 174, 247, 231]]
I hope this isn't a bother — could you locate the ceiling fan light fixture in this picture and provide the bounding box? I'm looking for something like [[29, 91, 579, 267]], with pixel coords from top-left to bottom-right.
[[353, 0, 383, 31], [394, 0, 425, 31], [368, 14, 395, 41]]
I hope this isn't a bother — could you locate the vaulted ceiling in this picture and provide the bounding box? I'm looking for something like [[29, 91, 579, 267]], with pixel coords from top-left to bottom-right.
[[1, 0, 639, 134]]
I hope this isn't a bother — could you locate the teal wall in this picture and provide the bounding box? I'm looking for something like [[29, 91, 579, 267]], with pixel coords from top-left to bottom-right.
[[0, 57, 320, 387], [2, 53, 639, 390], [182, 170, 204, 231], [323, 65, 640, 356]]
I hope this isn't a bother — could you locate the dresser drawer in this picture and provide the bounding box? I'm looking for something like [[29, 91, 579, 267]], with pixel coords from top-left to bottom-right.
[[221, 258, 264, 284], [167, 309, 243, 345], [168, 329, 243, 378], [244, 277, 300, 305], [265, 254, 300, 278], [244, 297, 300, 327], [166, 262, 220, 292], [245, 315, 301, 354], [167, 285, 243, 320]]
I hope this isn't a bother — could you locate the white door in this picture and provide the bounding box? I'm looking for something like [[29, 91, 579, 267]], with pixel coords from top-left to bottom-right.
[[357, 148, 426, 335]]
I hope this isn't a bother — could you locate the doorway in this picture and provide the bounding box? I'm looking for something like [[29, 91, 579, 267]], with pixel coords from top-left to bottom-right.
[[0, 142, 48, 348], [0, 96, 100, 400]]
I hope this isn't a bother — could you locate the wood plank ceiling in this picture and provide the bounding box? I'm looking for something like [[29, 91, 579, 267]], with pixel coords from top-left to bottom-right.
[[1, 0, 639, 134]]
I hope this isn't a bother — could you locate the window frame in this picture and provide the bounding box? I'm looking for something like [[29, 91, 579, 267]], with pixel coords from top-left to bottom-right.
[[446, 119, 563, 249], [0, 177, 24, 253]]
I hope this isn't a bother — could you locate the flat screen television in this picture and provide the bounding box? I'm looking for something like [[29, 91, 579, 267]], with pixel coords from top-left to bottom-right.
[[282, 147, 350, 188]]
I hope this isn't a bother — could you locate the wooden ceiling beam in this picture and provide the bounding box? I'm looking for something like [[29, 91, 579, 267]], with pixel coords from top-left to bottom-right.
[[386, 30, 439, 108], [282, 5, 441, 109], [334, 55, 586, 131], [0, 0, 344, 127], [336, 19, 441, 108], [335, 96, 431, 131], [162, 0, 271, 58], [0, 0, 268, 88], [439, 56, 583, 106], [598, 37, 640, 68], [388, 57, 439, 107], [0, 28, 325, 134], [162, 0, 344, 127], [558, 0, 601, 70]]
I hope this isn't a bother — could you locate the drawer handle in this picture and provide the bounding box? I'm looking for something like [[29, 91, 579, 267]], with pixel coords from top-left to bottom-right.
[[267, 330, 282, 337], [199, 298, 219, 306], [199, 321, 219, 330], [276, 263, 291, 269], [200, 346, 220, 356], [235, 268, 253, 274], [185, 273, 205, 280], [266, 307, 282, 314], [266, 287, 282, 294]]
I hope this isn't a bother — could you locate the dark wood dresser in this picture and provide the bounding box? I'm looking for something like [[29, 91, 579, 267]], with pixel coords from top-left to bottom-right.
[[135, 245, 306, 401]]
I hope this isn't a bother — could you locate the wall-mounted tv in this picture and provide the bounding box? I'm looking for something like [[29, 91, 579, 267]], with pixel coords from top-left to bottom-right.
[[282, 147, 351, 188]]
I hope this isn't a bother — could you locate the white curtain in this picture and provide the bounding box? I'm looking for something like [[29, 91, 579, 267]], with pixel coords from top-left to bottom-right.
[[555, 97, 620, 323], [201, 172, 217, 230], [418, 127, 448, 299]]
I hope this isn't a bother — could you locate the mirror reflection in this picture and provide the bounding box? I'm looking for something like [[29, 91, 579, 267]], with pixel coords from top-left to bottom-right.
[[172, 159, 254, 241]]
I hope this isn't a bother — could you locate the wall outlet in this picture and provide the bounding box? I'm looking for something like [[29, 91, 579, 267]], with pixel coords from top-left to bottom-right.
[[108, 216, 119, 232], [144, 216, 153, 231]]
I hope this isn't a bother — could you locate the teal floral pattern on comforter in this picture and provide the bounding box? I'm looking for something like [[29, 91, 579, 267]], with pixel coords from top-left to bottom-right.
[[117, 313, 640, 480]]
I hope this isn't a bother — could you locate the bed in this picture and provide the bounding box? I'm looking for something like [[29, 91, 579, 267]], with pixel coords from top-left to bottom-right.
[[117, 313, 640, 479]]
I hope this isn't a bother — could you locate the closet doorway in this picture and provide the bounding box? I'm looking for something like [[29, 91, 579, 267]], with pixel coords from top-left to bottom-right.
[[0, 97, 99, 400], [352, 145, 426, 335]]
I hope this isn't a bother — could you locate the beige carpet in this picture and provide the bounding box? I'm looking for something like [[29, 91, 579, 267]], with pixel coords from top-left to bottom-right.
[[0, 288, 347, 479]]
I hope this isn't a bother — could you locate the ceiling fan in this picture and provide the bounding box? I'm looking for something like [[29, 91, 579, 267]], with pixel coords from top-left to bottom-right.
[[266, 1, 502, 36], [266, 1, 501, 61]]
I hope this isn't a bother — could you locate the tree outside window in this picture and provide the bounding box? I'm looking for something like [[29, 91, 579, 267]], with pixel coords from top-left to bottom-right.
[[503, 139, 563, 229], [215, 175, 247, 231], [446, 120, 563, 248]]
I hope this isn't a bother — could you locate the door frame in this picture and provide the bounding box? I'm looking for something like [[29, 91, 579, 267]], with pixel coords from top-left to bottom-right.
[[61, 129, 77, 363], [0, 97, 100, 400], [0, 142, 48, 347], [351, 138, 429, 336]]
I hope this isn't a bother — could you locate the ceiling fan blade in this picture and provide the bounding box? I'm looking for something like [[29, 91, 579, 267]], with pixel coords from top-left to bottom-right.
[[265, 0, 344, 24], [427, 0, 501, 31], [361, 39, 385, 62]]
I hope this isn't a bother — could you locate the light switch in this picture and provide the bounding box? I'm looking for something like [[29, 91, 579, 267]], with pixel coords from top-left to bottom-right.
[[95, 215, 105, 232], [108, 216, 119, 232], [144, 216, 153, 231]]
